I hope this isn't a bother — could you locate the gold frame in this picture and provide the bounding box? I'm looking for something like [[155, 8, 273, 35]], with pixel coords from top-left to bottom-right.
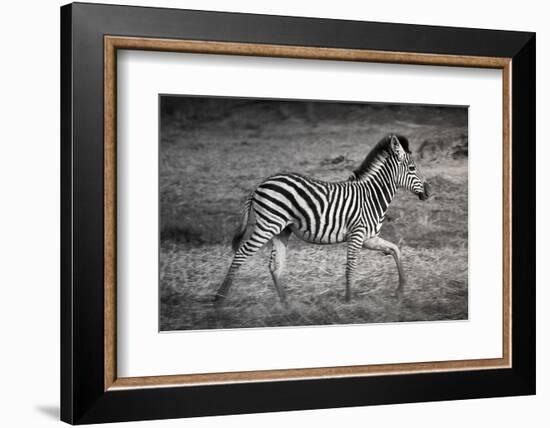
[[104, 36, 512, 391]]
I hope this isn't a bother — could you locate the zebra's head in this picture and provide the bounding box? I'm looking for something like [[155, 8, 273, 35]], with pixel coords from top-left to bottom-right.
[[388, 134, 431, 201]]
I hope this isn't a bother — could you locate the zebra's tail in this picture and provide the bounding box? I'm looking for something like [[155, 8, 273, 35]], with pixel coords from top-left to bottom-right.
[[231, 192, 254, 252]]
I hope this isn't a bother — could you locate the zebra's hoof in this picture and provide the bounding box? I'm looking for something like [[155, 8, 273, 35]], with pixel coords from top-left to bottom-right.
[[391, 288, 404, 298], [212, 294, 225, 305]]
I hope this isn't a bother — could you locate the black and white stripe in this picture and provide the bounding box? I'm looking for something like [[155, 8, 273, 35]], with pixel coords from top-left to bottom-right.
[[215, 134, 431, 303]]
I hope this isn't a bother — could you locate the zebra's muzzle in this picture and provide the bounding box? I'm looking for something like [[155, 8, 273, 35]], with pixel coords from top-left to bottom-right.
[[418, 182, 431, 201]]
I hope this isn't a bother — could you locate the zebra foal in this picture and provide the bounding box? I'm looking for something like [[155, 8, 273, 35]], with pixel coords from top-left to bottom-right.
[[215, 134, 431, 303]]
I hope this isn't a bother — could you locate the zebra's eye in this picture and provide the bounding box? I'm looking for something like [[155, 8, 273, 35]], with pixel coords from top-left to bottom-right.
[[408, 165, 416, 173]]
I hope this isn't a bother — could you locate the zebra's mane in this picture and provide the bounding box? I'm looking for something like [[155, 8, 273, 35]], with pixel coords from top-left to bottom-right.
[[349, 134, 411, 180]]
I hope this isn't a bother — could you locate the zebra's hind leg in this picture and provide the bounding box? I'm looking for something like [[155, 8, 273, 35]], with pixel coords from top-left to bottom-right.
[[345, 228, 367, 302], [214, 224, 278, 304], [363, 236, 406, 296], [269, 227, 291, 304]]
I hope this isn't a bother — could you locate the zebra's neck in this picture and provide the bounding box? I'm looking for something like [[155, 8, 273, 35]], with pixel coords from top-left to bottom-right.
[[356, 156, 397, 218]]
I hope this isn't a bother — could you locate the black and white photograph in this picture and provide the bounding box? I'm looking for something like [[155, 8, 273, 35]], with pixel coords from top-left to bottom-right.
[[159, 96, 468, 331], [1, 0, 541, 425]]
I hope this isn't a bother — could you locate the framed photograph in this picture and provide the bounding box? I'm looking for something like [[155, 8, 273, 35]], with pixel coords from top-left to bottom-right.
[[60, 2, 535, 424]]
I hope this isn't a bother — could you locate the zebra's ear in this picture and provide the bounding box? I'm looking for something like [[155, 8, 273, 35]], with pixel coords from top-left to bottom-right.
[[389, 134, 406, 162]]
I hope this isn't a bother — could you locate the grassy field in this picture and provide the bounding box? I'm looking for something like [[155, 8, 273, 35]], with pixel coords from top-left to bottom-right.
[[160, 98, 468, 331]]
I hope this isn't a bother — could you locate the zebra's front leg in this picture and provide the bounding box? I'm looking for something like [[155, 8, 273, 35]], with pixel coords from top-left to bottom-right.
[[345, 229, 367, 302], [363, 236, 406, 296]]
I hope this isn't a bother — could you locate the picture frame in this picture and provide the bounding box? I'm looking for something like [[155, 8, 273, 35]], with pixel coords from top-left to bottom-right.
[[60, 2, 535, 424]]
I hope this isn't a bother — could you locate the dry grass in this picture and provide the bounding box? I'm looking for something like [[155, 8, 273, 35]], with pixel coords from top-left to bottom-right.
[[160, 100, 468, 331]]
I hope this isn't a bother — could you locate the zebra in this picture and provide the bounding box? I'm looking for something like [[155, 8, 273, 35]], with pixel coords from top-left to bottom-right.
[[214, 133, 431, 304]]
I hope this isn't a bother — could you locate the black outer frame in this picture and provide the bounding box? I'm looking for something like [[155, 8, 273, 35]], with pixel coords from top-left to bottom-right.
[[60, 2, 535, 424]]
